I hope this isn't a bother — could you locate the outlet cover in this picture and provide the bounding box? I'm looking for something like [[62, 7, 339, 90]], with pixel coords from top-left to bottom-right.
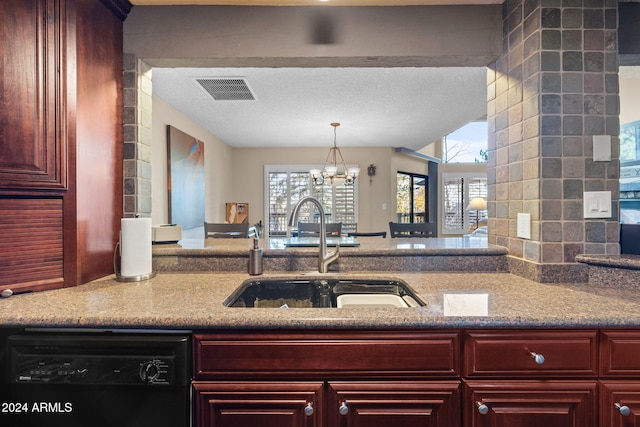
[[517, 213, 531, 239], [593, 135, 611, 161], [583, 191, 612, 218]]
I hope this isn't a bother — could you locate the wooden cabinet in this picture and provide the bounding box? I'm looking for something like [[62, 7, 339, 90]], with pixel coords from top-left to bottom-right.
[[194, 330, 460, 379], [462, 330, 599, 427], [193, 328, 640, 427], [0, 0, 129, 292], [600, 331, 640, 426], [463, 380, 596, 427], [0, 0, 67, 190], [193, 381, 323, 427], [600, 381, 640, 426], [463, 330, 598, 378], [327, 381, 460, 427], [192, 330, 461, 427]]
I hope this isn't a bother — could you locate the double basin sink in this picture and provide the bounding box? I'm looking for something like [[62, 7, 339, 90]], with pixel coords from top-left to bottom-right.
[[224, 277, 426, 308]]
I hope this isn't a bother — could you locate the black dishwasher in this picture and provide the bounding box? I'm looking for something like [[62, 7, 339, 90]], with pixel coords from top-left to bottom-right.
[[0, 330, 191, 427]]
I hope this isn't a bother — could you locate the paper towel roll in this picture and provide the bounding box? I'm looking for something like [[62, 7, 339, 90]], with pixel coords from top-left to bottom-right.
[[120, 218, 152, 277]]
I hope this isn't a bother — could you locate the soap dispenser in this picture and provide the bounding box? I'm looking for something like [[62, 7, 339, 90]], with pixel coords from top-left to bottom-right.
[[248, 238, 263, 275]]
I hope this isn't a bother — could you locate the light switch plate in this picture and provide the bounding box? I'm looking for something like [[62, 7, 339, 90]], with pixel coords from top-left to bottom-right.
[[517, 213, 531, 239], [593, 135, 611, 161], [583, 191, 612, 218]]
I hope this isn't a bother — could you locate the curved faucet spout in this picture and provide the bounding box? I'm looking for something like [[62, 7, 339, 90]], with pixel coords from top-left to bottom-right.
[[289, 196, 339, 273]]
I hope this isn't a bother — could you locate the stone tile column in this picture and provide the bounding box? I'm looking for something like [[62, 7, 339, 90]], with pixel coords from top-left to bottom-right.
[[487, 0, 620, 282], [123, 54, 153, 218]]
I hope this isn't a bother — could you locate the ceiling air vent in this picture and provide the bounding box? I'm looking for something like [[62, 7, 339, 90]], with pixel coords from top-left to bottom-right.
[[195, 78, 255, 101]]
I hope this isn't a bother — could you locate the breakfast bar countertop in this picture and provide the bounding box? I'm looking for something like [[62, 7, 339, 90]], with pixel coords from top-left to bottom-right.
[[1, 271, 640, 330]]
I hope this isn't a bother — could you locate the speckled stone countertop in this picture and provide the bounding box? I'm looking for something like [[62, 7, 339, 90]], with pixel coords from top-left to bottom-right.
[[153, 236, 508, 256], [2, 271, 640, 330], [576, 253, 640, 270], [153, 237, 510, 273]]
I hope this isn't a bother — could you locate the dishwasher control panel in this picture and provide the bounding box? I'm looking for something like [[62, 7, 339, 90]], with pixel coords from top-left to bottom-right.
[[6, 333, 191, 386], [12, 355, 175, 385]]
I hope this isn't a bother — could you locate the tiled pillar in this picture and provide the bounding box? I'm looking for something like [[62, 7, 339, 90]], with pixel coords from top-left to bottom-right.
[[123, 54, 153, 218], [487, 0, 620, 282]]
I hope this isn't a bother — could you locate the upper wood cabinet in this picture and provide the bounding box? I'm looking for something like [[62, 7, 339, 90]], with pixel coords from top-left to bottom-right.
[[0, 0, 128, 292], [0, 0, 67, 190]]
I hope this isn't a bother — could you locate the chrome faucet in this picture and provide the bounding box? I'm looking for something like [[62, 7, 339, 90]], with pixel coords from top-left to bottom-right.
[[288, 196, 339, 273]]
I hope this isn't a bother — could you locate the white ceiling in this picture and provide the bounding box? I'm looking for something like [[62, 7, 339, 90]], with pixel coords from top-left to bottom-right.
[[152, 66, 488, 150]]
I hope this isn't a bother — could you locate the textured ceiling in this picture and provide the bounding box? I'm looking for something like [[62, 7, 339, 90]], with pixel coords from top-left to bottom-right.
[[152, 67, 488, 149]]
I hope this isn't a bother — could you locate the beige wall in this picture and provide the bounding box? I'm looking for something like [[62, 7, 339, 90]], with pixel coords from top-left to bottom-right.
[[151, 101, 458, 233], [620, 71, 640, 125], [152, 96, 234, 225], [232, 146, 401, 233]]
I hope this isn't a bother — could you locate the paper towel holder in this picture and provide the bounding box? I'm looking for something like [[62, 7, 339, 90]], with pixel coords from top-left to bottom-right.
[[113, 241, 157, 282]]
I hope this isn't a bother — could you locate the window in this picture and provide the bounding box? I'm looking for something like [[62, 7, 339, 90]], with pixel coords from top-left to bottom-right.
[[396, 172, 428, 223], [264, 165, 358, 237], [621, 120, 640, 162], [620, 120, 640, 224], [442, 173, 487, 234], [443, 121, 488, 163]]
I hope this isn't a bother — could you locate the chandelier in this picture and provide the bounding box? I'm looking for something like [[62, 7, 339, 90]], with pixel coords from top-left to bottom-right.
[[310, 123, 360, 186]]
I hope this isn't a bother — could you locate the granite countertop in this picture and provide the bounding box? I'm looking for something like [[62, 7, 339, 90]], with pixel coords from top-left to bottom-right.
[[153, 236, 509, 257], [2, 271, 640, 330]]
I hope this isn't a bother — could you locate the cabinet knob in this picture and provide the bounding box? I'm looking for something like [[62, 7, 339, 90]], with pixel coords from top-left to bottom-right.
[[339, 401, 349, 416], [304, 403, 314, 416], [529, 351, 545, 364], [615, 403, 631, 417], [476, 401, 489, 415]]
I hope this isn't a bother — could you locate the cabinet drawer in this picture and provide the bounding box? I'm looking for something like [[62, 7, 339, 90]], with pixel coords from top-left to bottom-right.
[[601, 331, 640, 377], [464, 330, 597, 378], [194, 330, 460, 379]]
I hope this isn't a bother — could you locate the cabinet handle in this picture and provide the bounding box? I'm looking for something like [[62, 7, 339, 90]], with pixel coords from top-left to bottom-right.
[[476, 401, 489, 415], [339, 401, 349, 416], [304, 403, 314, 416], [615, 403, 631, 416], [529, 351, 545, 364]]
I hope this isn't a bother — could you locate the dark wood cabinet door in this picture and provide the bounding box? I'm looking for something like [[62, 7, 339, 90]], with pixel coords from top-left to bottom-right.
[[601, 330, 640, 377], [327, 381, 461, 427], [0, 0, 67, 190], [193, 381, 323, 427], [600, 381, 640, 427], [463, 380, 596, 427]]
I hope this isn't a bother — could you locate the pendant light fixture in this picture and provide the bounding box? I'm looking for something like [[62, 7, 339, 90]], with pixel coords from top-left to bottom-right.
[[310, 122, 360, 186]]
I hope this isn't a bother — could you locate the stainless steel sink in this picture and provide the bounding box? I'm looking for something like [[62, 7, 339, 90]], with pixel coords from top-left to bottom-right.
[[223, 278, 426, 308]]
